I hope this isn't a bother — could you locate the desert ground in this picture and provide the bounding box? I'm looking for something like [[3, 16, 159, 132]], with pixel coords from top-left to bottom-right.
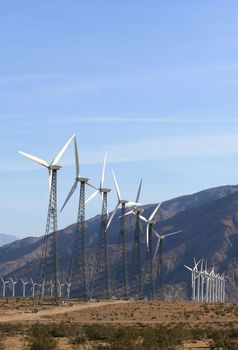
[[0, 298, 237, 349]]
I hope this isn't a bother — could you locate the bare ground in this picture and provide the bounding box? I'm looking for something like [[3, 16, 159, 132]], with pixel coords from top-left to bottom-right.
[[0, 298, 237, 349]]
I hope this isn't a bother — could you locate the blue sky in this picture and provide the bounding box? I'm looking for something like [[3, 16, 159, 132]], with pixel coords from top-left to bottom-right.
[[1, 1, 238, 237]]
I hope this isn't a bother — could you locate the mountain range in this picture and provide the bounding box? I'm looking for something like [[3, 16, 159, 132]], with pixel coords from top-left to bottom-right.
[[0, 233, 18, 247], [0, 184, 238, 301]]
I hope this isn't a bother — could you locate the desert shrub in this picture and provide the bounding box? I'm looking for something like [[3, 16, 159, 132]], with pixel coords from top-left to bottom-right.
[[70, 334, 87, 345], [83, 325, 115, 341], [0, 323, 22, 334], [29, 335, 57, 350]]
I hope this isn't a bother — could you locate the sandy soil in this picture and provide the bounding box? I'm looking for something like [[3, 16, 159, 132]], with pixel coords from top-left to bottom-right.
[[0, 298, 237, 329], [0, 299, 236, 349]]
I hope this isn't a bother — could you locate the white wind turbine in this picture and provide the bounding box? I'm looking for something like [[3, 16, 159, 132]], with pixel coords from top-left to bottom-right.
[[106, 170, 139, 231], [30, 278, 38, 298], [60, 137, 95, 212], [106, 170, 139, 299], [85, 152, 112, 299], [184, 259, 200, 301], [65, 282, 71, 299], [1, 276, 9, 297], [85, 152, 110, 204], [58, 281, 65, 299], [153, 228, 182, 299], [18, 134, 75, 301], [10, 278, 18, 297], [60, 137, 95, 300], [121, 179, 144, 298], [138, 204, 161, 299], [21, 278, 29, 298], [49, 280, 54, 298], [18, 135, 75, 196]]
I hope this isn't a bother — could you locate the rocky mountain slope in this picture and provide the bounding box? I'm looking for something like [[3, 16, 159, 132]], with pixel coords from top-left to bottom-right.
[[0, 184, 238, 301]]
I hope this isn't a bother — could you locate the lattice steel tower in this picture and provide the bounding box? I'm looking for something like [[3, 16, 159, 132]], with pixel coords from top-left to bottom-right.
[[84, 153, 111, 299], [123, 180, 143, 299], [18, 135, 75, 302], [138, 203, 161, 300], [106, 170, 139, 300], [61, 138, 94, 300]]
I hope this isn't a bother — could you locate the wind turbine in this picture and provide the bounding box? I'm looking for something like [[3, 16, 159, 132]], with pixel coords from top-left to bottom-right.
[[18, 134, 75, 302], [65, 282, 71, 299], [60, 137, 95, 300], [30, 278, 38, 298], [221, 273, 226, 303], [49, 280, 54, 298], [85, 152, 112, 299], [121, 179, 143, 299], [58, 281, 65, 299], [138, 203, 161, 299], [106, 170, 139, 299], [199, 259, 205, 302], [153, 228, 182, 300], [184, 259, 200, 301], [10, 278, 18, 297], [210, 266, 215, 303], [21, 278, 29, 298], [1, 276, 9, 297]]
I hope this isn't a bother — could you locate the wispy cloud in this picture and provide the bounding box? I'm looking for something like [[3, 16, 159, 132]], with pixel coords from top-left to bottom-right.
[[1, 114, 238, 126], [53, 117, 238, 124], [2, 131, 237, 173]]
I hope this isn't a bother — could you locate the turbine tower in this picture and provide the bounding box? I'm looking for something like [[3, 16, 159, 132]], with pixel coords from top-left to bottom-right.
[[10, 278, 18, 297], [60, 137, 95, 300], [184, 259, 201, 301], [18, 134, 75, 302], [138, 203, 161, 299], [106, 170, 138, 299], [1, 277, 9, 297], [153, 228, 182, 300], [85, 152, 112, 298], [21, 278, 29, 298], [121, 179, 143, 298], [30, 278, 38, 298]]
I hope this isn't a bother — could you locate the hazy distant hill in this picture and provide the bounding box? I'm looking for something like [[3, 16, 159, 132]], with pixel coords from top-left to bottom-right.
[[1, 184, 238, 300], [0, 233, 18, 247]]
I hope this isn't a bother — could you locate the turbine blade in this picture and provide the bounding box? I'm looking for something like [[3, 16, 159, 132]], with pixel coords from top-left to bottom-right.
[[163, 230, 182, 238], [112, 170, 121, 201], [139, 220, 144, 235], [149, 203, 161, 221], [74, 137, 80, 177], [184, 265, 193, 271], [51, 134, 75, 165], [153, 237, 161, 262], [152, 229, 161, 239], [18, 151, 49, 168], [100, 152, 107, 189], [125, 201, 139, 207], [136, 178, 142, 203], [85, 190, 100, 204], [60, 180, 78, 212], [120, 209, 134, 218], [106, 203, 120, 231], [139, 214, 147, 223], [86, 182, 98, 190]]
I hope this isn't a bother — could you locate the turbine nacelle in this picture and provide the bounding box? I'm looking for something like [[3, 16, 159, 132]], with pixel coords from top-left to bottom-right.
[[106, 171, 142, 231], [101, 188, 112, 193], [50, 165, 62, 170], [77, 177, 90, 183]]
